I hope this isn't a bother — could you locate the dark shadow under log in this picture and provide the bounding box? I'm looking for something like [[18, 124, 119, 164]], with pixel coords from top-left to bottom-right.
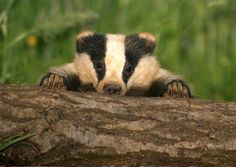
[[0, 84, 236, 166]]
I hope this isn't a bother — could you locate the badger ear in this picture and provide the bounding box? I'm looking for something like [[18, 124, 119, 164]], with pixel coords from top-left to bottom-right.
[[138, 32, 156, 54], [125, 32, 156, 55], [138, 32, 156, 43], [76, 31, 106, 56], [76, 31, 95, 54], [76, 31, 95, 40]]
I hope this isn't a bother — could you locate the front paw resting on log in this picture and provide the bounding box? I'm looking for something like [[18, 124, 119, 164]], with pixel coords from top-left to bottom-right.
[[164, 80, 192, 98], [39, 73, 66, 89]]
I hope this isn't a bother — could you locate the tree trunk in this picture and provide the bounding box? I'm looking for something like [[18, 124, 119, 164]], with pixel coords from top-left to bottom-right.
[[0, 84, 236, 166]]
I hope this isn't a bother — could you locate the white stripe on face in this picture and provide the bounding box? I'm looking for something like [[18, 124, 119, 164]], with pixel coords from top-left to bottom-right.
[[96, 34, 127, 94], [74, 53, 98, 86], [127, 56, 160, 90], [105, 34, 126, 80]]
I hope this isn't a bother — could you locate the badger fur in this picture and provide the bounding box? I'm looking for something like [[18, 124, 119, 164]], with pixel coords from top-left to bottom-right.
[[39, 31, 192, 97]]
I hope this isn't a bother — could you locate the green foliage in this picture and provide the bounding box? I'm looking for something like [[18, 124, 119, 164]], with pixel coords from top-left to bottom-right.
[[0, 0, 235, 100], [0, 133, 34, 152]]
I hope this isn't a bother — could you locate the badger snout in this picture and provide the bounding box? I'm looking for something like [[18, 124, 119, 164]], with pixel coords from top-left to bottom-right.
[[103, 84, 122, 95], [96, 79, 126, 95]]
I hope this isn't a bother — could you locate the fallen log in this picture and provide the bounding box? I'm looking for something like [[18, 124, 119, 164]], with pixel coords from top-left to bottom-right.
[[0, 84, 236, 166]]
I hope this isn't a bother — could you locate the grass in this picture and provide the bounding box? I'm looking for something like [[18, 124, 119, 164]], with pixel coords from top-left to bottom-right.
[[0, 0, 235, 101], [0, 133, 34, 152]]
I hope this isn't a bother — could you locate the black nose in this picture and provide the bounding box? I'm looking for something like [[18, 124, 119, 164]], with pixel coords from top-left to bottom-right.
[[103, 84, 122, 95]]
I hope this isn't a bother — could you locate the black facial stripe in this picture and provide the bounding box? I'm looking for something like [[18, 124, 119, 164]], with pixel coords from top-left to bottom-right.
[[76, 33, 107, 81], [123, 34, 156, 84]]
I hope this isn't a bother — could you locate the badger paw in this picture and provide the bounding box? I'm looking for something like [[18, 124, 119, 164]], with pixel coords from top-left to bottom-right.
[[164, 80, 191, 98], [40, 73, 66, 89]]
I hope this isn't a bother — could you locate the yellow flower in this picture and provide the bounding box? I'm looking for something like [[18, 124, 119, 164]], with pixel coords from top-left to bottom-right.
[[26, 35, 38, 48]]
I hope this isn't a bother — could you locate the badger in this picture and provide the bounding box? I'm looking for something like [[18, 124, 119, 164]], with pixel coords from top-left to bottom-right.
[[39, 31, 192, 97]]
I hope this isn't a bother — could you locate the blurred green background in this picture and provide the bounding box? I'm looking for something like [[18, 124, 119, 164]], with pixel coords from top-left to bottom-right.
[[0, 0, 235, 101]]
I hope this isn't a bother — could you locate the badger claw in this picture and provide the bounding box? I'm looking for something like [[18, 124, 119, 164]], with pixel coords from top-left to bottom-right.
[[40, 73, 66, 89], [164, 80, 191, 98]]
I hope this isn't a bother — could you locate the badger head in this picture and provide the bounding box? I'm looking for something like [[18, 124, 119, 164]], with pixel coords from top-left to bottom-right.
[[74, 31, 160, 95]]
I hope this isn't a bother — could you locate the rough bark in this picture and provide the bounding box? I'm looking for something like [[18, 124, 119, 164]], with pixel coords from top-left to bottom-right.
[[0, 84, 236, 166]]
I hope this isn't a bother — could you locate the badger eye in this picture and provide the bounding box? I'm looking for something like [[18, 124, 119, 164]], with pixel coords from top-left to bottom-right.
[[95, 61, 104, 72], [125, 63, 133, 75]]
